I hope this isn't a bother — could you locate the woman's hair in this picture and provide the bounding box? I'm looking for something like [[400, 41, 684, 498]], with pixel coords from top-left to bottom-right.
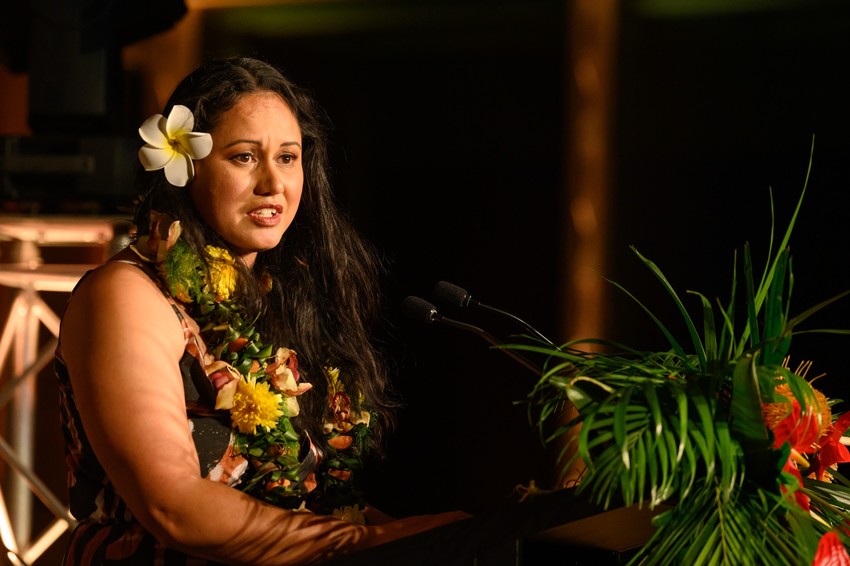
[[133, 56, 395, 453]]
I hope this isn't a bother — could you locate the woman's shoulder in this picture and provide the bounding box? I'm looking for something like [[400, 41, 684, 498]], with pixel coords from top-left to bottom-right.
[[60, 247, 188, 357], [77, 248, 159, 291], [65, 248, 175, 322]]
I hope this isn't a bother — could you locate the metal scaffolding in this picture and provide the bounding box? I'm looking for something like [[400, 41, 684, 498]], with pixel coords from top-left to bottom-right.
[[0, 216, 114, 565]]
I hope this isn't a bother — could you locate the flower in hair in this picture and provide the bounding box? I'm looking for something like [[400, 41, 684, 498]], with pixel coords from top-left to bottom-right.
[[138, 104, 213, 187]]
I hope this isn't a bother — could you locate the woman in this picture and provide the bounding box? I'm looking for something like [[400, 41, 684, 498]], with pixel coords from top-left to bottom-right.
[[56, 56, 464, 565]]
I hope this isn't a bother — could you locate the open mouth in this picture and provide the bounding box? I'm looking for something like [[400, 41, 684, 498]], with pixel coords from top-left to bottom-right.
[[252, 208, 280, 218]]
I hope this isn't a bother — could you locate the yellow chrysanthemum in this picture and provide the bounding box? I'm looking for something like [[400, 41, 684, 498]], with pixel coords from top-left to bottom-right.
[[206, 246, 238, 302], [231, 379, 284, 435]]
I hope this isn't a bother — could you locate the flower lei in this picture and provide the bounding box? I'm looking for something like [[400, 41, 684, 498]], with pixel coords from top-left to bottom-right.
[[131, 212, 373, 518]]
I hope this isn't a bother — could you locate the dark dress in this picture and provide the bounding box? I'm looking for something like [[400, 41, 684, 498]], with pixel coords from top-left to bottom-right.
[[55, 260, 246, 565]]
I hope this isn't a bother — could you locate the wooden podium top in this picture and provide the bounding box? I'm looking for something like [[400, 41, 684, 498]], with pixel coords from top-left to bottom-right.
[[531, 502, 665, 553], [325, 489, 665, 566]]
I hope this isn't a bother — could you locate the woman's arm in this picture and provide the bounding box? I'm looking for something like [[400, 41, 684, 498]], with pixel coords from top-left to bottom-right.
[[61, 261, 369, 564], [60, 261, 465, 565]]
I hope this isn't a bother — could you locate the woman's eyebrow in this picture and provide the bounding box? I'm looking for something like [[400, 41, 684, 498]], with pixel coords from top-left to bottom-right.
[[223, 139, 302, 149]]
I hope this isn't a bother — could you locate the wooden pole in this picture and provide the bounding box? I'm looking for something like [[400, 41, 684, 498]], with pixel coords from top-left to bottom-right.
[[557, 0, 618, 488]]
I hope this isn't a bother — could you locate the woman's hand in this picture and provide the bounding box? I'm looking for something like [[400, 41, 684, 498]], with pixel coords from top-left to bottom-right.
[[361, 510, 471, 547]]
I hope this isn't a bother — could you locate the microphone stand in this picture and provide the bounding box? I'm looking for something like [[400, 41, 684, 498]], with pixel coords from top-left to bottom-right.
[[402, 296, 543, 377], [432, 281, 558, 348]]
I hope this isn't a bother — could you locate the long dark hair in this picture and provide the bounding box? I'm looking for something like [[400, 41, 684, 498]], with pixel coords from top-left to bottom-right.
[[133, 56, 395, 453]]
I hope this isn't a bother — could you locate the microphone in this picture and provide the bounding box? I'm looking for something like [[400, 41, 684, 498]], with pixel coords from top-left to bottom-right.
[[432, 281, 557, 347], [402, 296, 543, 376]]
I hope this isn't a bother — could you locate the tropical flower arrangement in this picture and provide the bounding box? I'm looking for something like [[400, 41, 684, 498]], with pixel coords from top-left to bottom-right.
[[509, 151, 850, 564], [134, 105, 372, 519]]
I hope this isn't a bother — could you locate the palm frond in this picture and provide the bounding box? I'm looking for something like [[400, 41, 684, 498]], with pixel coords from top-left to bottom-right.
[[630, 485, 819, 566], [630, 247, 708, 371]]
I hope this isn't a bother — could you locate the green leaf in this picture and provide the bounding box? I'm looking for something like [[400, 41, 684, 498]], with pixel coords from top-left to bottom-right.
[[762, 247, 791, 365], [631, 246, 708, 371], [714, 421, 739, 500], [689, 290, 718, 364], [742, 243, 761, 352], [728, 355, 770, 451], [613, 388, 634, 470], [603, 275, 697, 373], [787, 289, 850, 332]]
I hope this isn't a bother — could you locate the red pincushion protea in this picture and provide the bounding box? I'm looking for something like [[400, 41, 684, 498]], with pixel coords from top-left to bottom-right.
[[762, 383, 830, 454]]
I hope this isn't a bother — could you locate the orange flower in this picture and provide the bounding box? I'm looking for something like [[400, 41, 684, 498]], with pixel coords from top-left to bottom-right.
[[327, 435, 353, 450], [206, 361, 241, 411], [762, 384, 829, 454], [329, 469, 352, 481], [813, 531, 850, 566], [809, 411, 850, 482], [267, 348, 311, 396]]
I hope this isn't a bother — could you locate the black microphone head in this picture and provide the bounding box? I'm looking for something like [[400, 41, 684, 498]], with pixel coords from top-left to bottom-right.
[[433, 280, 472, 307], [402, 296, 441, 324]]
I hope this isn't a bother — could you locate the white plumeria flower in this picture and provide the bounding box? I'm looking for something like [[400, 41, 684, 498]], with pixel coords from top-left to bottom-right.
[[138, 104, 213, 187]]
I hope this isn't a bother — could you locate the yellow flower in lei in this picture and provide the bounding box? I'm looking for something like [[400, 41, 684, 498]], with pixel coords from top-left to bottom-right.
[[205, 246, 237, 302], [231, 378, 285, 435]]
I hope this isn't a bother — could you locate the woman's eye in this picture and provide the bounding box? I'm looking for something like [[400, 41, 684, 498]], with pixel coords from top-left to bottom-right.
[[233, 152, 254, 163], [279, 154, 296, 165]]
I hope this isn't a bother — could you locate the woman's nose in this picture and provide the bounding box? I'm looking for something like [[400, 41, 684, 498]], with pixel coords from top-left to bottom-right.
[[256, 161, 286, 195]]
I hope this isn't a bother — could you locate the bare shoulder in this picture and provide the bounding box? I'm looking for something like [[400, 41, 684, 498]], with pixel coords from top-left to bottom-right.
[[70, 254, 159, 302], [60, 250, 186, 362]]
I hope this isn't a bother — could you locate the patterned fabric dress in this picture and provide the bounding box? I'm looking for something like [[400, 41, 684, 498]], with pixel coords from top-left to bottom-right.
[[55, 260, 248, 565]]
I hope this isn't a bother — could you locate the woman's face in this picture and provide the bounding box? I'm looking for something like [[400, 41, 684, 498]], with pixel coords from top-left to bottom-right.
[[190, 91, 304, 268]]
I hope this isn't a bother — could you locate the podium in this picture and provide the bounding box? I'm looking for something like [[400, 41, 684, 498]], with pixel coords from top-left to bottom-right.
[[0, 214, 122, 565], [326, 488, 665, 566]]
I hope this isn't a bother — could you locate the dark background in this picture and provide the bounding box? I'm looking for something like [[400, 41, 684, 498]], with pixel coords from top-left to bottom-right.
[[199, 0, 569, 517], [3, 0, 850, 562], [195, 0, 850, 517]]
